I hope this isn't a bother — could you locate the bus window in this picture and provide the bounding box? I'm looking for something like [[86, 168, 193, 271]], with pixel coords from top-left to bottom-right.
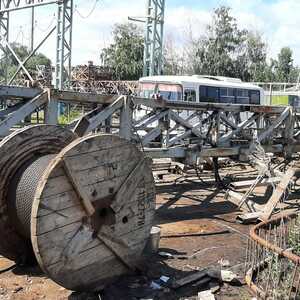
[[236, 89, 249, 104], [139, 83, 156, 98], [220, 88, 235, 103], [184, 89, 196, 102], [199, 86, 219, 102], [199, 86, 207, 102], [157, 84, 183, 101], [249, 90, 260, 105]]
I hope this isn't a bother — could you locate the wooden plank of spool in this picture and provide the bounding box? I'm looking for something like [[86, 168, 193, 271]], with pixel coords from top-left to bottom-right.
[[31, 134, 156, 292], [0, 125, 77, 261]]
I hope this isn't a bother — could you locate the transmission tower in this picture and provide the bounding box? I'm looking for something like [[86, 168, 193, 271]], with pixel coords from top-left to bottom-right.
[[130, 0, 165, 77], [143, 0, 165, 77], [0, 0, 73, 90]]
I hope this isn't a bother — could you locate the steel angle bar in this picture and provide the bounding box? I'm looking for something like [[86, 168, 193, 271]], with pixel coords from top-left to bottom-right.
[[132, 97, 286, 113], [141, 127, 162, 146], [167, 123, 202, 147], [219, 112, 238, 129], [199, 147, 240, 158], [0, 102, 23, 118], [218, 113, 259, 145], [55, 91, 119, 104], [119, 97, 133, 140], [258, 107, 290, 143], [135, 109, 168, 130], [74, 96, 124, 135], [168, 111, 198, 133], [133, 110, 156, 126], [0, 35, 33, 82], [144, 146, 186, 158], [0, 86, 41, 99], [0, 1, 57, 13], [0, 91, 48, 136], [8, 26, 56, 84]]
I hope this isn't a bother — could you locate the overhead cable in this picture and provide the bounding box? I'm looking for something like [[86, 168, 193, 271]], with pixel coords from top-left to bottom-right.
[[75, 0, 100, 19]]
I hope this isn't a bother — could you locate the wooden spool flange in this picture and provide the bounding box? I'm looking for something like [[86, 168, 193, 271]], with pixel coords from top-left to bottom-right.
[[31, 134, 156, 291], [0, 125, 77, 261]]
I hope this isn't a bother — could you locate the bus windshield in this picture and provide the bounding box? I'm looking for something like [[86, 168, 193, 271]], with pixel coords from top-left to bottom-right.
[[139, 82, 183, 101], [157, 84, 182, 101], [139, 82, 156, 98]]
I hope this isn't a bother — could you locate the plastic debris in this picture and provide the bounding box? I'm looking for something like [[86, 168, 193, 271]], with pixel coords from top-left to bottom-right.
[[158, 252, 174, 259]]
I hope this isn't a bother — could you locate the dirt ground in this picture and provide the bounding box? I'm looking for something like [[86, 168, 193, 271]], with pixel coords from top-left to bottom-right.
[[0, 164, 272, 300]]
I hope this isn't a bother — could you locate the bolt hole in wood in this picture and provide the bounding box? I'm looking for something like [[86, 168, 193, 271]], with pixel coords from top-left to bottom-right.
[[98, 208, 108, 218], [122, 216, 129, 224]]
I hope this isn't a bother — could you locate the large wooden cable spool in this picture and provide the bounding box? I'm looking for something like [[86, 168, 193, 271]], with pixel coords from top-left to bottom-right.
[[0, 125, 156, 291], [0, 125, 77, 261]]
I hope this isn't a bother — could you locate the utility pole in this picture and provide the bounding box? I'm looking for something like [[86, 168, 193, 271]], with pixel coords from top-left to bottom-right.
[[129, 0, 165, 77], [30, 7, 34, 51]]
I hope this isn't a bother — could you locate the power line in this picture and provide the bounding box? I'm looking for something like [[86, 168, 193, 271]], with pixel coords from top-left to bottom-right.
[[75, 0, 100, 19], [35, 14, 56, 33]]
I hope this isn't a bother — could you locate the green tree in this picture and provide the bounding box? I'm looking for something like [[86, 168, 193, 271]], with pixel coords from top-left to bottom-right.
[[193, 6, 248, 78], [274, 47, 294, 82], [189, 6, 268, 82], [243, 32, 268, 82], [100, 23, 144, 80]]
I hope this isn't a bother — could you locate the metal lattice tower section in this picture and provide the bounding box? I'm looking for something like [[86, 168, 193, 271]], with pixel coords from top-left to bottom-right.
[[56, 0, 73, 90], [0, 1, 10, 83], [143, 0, 165, 77], [0, 0, 73, 90]]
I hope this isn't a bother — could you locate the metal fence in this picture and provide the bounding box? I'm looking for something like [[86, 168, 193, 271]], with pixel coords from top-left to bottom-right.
[[245, 213, 300, 299]]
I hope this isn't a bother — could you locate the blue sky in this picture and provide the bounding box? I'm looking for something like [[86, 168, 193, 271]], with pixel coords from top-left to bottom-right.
[[7, 0, 300, 66]]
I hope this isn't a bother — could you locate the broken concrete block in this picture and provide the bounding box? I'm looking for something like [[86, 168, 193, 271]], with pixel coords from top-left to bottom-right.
[[221, 270, 238, 283], [198, 290, 215, 300]]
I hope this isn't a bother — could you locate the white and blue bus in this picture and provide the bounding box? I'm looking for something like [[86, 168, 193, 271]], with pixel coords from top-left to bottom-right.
[[138, 75, 265, 105]]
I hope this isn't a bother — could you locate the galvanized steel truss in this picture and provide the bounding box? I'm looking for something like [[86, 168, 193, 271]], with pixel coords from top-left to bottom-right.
[[2, 86, 300, 164], [0, 0, 73, 89], [143, 0, 165, 76]]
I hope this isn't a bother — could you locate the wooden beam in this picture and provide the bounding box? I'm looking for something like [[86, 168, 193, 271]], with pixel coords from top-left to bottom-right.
[[260, 168, 295, 221], [231, 177, 281, 190]]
